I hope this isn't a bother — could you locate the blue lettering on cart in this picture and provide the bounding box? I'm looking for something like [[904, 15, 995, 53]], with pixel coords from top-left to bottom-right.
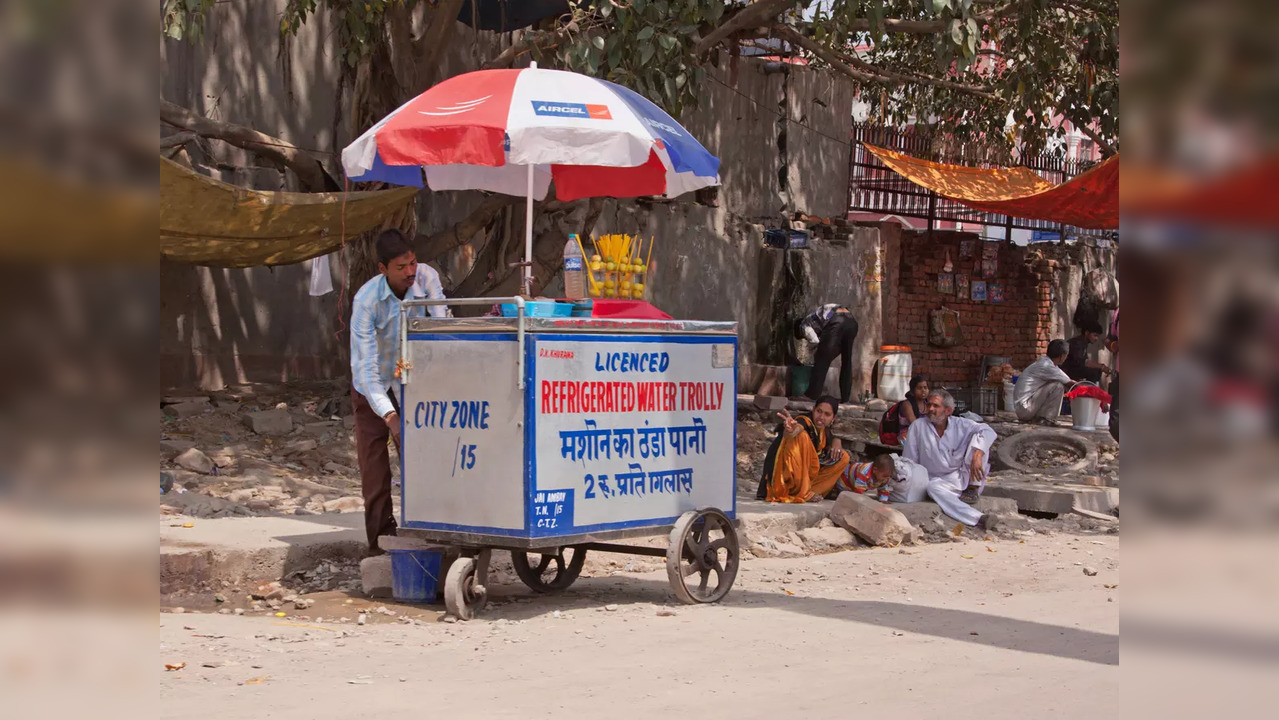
[[593, 351, 670, 373], [584, 464, 693, 499], [411, 400, 490, 429], [560, 418, 707, 463]]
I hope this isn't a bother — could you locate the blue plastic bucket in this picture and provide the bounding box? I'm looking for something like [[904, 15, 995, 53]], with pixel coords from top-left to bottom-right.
[[388, 548, 442, 603]]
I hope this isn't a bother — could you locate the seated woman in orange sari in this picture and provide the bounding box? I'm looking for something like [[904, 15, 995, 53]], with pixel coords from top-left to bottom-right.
[[758, 396, 851, 503]]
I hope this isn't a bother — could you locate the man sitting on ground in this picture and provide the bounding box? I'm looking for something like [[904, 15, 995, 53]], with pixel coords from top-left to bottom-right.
[[1014, 339, 1074, 425], [902, 389, 999, 529]]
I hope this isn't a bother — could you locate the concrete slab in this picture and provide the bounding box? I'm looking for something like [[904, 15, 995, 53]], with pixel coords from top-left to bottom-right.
[[160, 513, 365, 596], [982, 478, 1119, 517], [892, 497, 1018, 530], [735, 498, 830, 540]]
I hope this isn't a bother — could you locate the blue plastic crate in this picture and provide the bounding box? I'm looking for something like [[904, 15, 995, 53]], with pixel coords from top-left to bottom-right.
[[500, 301, 571, 317]]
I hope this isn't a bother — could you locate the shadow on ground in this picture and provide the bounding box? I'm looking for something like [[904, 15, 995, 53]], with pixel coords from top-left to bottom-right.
[[470, 574, 1119, 666]]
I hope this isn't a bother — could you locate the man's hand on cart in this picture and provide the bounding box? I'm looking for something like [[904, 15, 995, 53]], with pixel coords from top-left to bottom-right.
[[384, 410, 402, 447], [777, 409, 802, 437]]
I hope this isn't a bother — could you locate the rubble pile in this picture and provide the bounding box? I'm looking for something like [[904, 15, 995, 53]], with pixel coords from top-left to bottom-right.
[[159, 383, 376, 519]]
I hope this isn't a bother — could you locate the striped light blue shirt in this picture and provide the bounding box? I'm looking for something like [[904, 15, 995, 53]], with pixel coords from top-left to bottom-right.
[[350, 264, 449, 419]]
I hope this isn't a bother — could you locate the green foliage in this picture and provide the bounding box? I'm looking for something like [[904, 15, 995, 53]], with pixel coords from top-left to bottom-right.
[[280, 0, 402, 69], [162, 0, 218, 41], [536, 0, 726, 119], [810, 1, 1118, 155], [161, 0, 1117, 154]]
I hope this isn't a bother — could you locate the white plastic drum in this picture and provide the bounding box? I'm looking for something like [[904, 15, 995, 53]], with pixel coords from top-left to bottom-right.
[[876, 345, 912, 402]]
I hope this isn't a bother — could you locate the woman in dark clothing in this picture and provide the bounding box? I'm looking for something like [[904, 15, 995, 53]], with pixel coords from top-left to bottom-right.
[[878, 375, 929, 446], [795, 304, 860, 403]]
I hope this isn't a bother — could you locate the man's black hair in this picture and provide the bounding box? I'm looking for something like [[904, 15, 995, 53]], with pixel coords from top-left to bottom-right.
[[375, 228, 415, 266], [1077, 318, 1103, 335], [1047, 339, 1069, 359]]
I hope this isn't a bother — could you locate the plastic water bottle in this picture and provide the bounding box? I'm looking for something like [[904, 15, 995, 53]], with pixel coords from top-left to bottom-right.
[[563, 235, 586, 299]]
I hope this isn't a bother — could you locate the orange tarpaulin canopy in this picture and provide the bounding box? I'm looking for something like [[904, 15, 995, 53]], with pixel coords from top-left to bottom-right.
[[863, 144, 1118, 229]]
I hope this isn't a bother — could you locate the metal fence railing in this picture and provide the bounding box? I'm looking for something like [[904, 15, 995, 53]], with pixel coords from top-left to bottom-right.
[[848, 123, 1110, 241]]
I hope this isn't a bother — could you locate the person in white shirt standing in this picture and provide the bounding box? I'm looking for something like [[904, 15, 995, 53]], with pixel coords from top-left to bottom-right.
[[902, 389, 999, 529], [1014, 339, 1074, 425], [349, 229, 450, 553]]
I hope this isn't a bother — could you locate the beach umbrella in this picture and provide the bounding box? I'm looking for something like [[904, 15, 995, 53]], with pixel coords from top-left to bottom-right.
[[341, 63, 721, 294]]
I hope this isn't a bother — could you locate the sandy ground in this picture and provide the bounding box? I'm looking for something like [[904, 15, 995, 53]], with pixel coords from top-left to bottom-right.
[[159, 532, 1118, 719]]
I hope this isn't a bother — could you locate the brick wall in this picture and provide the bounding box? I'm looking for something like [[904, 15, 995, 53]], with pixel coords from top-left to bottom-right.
[[895, 231, 1050, 387]]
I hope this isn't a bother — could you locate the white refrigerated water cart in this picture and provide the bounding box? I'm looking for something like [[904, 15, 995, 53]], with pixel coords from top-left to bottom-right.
[[395, 297, 740, 619]]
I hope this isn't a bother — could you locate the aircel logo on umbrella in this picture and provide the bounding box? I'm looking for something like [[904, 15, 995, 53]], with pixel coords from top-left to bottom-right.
[[531, 101, 613, 119]]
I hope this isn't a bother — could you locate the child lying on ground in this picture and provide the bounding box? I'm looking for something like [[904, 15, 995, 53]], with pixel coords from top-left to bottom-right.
[[836, 453, 896, 502]]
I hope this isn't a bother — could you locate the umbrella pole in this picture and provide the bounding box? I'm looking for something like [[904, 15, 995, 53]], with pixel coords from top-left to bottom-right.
[[523, 163, 534, 296]]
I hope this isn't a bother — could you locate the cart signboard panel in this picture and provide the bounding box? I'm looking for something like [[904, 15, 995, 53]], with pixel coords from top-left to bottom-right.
[[400, 334, 526, 533], [529, 334, 736, 537]]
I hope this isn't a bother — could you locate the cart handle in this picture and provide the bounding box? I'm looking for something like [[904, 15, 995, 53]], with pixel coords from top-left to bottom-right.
[[398, 296, 526, 390]]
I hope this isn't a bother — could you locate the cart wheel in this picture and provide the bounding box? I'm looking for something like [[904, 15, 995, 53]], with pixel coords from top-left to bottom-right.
[[444, 556, 487, 620], [511, 547, 587, 593], [666, 508, 739, 604]]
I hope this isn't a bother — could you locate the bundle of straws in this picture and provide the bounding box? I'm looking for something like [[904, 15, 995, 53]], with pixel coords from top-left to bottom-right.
[[572, 233, 653, 299]]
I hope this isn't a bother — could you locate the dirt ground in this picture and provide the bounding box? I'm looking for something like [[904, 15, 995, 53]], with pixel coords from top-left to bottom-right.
[[159, 532, 1119, 719]]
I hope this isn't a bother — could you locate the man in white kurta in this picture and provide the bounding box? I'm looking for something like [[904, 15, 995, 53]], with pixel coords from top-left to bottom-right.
[[902, 390, 997, 527], [1014, 339, 1073, 424]]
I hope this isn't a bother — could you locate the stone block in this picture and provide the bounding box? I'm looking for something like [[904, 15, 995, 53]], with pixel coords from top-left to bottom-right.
[[360, 555, 392, 598], [829, 492, 915, 547], [752, 394, 789, 411], [974, 496, 1019, 516], [245, 408, 293, 436], [174, 448, 214, 474], [164, 400, 212, 419], [324, 496, 364, 513], [160, 439, 197, 458], [283, 438, 319, 454], [893, 501, 943, 529], [866, 398, 889, 412], [798, 526, 855, 550]]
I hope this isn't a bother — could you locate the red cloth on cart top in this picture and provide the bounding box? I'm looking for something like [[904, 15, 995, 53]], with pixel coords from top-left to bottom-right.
[[590, 299, 672, 320]]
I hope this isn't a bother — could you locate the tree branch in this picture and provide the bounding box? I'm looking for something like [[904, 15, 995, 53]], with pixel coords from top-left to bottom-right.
[[695, 0, 795, 56], [482, 23, 579, 70], [772, 25, 998, 100], [159, 130, 198, 149], [384, 1, 419, 94], [416, 194, 522, 263], [159, 99, 338, 191], [1058, 104, 1117, 156], [412, 0, 465, 90]]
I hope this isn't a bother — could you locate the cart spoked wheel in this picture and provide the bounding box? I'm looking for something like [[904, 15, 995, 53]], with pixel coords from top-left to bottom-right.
[[511, 546, 587, 593], [666, 508, 739, 604], [444, 556, 488, 620]]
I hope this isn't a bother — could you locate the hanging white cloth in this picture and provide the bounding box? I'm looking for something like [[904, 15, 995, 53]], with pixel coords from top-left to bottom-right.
[[888, 456, 930, 504], [309, 253, 334, 296]]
